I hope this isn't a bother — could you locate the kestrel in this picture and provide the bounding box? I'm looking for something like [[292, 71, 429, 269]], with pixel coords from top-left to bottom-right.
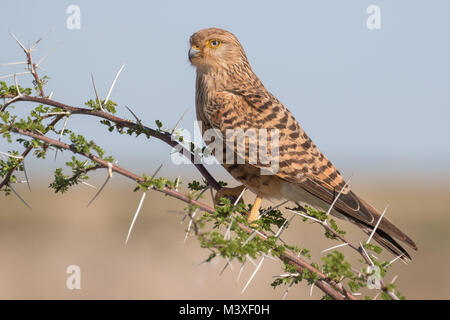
[[188, 28, 417, 259]]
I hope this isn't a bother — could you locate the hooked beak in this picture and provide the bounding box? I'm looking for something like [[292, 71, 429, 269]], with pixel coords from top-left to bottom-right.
[[188, 46, 200, 61]]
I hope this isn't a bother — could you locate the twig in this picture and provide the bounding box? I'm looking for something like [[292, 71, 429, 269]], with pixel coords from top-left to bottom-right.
[[91, 73, 105, 112]]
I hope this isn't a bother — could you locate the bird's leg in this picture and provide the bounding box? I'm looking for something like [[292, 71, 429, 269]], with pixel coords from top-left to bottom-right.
[[247, 193, 263, 223], [214, 185, 246, 206]]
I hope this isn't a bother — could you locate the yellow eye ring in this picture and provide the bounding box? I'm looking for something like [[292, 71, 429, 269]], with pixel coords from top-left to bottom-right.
[[206, 39, 222, 48]]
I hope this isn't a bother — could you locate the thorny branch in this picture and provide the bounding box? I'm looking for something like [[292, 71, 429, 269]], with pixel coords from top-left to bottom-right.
[[0, 33, 407, 300]]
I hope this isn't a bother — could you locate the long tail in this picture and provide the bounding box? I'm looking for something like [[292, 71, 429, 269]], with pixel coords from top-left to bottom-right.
[[345, 193, 417, 260], [297, 180, 418, 260]]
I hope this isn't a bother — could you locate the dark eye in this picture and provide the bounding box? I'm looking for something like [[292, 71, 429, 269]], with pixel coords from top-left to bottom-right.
[[211, 40, 219, 46]]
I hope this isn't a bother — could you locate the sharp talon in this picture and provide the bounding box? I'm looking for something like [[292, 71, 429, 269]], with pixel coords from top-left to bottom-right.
[[214, 185, 246, 206]]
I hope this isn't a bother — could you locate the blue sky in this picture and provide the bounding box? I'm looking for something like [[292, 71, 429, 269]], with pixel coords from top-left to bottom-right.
[[1, 0, 449, 182]]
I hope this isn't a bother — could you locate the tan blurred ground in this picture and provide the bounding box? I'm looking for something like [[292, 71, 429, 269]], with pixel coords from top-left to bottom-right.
[[0, 179, 448, 300]]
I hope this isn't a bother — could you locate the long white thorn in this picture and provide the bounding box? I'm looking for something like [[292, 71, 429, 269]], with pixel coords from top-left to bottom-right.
[[309, 283, 315, 297], [219, 258, 234, 276], [224, 187, 247, 240], [125, 106, 142, 126], [242, 231, 258, 247], [171, 107, 190, 134], [36, 65, 46, 72], [360, 241, 374, 266], [0, 151, 23, 159], [246, 255, 258, 267], [0, 71, 30, 79], [81, 181, 97, 189], [54, 115, 70, 161], [237, 257, 247, 282], [275, 212, 295, 238], [386, 253, 405, 267], [47, 112, 71, 116], [282, 279, 295, 300], [273, 273, 299, 278], [241, 255, 266, 294], [287, 209, 322, 224], [321, 242, 348, 254], [30, 29, 51, 51], [104, 64, 125, 105], [366, 204, 389, 245], [0, 96, 20, 112], [222, 188, 249, 272], [0, 61, 27, 66], [234, 187, 246, 205], [181, 186, 210, 223], [36, 42, 62, 67], [326, 176, 352, 217], [14, 74, 22, 97], [262, 254, 278, 262], [226, 258, 234, 271], [183, 209, 198, 242], [390, 292, 400, 300], [125, 192, 147, 244], [175, 176, 180, 192], [391, 275, 398, 284], [87, 164, 114, 208], [10, 33, 28, 53]]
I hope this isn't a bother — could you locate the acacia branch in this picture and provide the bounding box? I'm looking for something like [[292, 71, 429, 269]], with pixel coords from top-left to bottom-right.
[[1, 94, 221, 191], [291, 208, 400, 300], [6, 125, 354, 300]]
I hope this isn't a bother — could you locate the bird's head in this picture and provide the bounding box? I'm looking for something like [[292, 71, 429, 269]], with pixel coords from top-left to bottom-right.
[[189, 28, 248, 71]]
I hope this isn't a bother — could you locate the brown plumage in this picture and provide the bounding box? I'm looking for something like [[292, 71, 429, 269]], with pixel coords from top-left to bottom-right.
[[189, 27, 417, 259]]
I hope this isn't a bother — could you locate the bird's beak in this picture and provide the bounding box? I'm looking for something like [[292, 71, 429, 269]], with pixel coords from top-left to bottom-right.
[[189, 46, 200, 61]]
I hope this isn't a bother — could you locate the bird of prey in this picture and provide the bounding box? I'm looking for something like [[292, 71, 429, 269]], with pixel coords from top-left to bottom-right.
[[188, 27, 417, 259]]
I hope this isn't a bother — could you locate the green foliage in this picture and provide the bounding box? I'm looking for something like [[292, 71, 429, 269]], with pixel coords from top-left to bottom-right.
[[325, 219, 347, 240], [134, 175, 179, 192], [0, 80, 32, 96], [49, 157, 98, 193], [301, 205, 328, 222], [187, 180, 208, 191], [85, 99, 117, 114], [0, 150, 23, 187], [364, 243, 383, 254]]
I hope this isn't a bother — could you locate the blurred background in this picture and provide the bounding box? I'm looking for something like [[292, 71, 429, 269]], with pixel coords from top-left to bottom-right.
[[0, 0, 449, 299]]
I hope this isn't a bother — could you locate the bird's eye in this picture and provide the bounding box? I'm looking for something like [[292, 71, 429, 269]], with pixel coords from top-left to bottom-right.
[[207, 39, 222, 48]]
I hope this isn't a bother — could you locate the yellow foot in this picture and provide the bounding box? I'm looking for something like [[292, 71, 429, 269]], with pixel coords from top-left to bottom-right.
[[247, 194, 263, 223], [214, 185, 246, 206]]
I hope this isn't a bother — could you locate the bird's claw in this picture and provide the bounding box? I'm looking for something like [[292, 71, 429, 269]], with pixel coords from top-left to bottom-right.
[[214, 185, 246, 206]]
